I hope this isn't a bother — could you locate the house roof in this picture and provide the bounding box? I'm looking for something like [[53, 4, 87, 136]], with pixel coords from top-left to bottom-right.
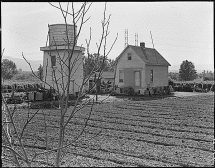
[[114, 45, 171, 66]]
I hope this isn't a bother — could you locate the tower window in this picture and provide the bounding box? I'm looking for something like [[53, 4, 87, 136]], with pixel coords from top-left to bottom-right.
[[51, 55, 56, 67]]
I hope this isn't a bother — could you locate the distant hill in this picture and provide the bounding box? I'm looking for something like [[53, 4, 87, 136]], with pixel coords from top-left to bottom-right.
[[2, 56, 43, 71], [2, 56, 213, 73], [169, 64, 214, 73]]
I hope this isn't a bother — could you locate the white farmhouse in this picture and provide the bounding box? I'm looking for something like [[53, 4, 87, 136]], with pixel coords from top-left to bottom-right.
[[114, 42, 171, 95]]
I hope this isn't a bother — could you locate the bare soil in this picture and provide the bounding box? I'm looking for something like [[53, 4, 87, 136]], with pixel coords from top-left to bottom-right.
[[2, 93, 214, 167]]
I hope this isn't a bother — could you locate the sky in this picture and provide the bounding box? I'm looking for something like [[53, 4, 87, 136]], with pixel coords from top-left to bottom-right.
[[1, 2, 214, 71]]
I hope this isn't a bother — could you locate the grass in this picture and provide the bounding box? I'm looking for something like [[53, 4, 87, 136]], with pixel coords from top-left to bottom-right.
[[2, 93, 214, 167]]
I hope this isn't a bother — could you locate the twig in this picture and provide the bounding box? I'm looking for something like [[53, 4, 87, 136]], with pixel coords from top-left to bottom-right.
[[20, 109, 40, 139]]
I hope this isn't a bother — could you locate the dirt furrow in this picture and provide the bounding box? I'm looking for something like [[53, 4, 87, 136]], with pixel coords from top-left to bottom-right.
[[20, 109, 213, 135], [21, 119, 213, 153]]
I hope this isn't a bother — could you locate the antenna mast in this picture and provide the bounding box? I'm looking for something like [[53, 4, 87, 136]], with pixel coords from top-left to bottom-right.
[[150, 31, 154, 49], [135, 33, 138, 46], [135, 33, 136, 46], [150, 31, 158, 63], [125, 29, 128, 48], [137, 33, 138, 46]]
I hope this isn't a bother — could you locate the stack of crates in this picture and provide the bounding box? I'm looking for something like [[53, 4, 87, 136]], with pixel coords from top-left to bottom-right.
[[28, 92, 35, 101]]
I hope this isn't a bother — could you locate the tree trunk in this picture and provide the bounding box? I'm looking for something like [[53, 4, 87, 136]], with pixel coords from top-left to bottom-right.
[[55, 114, 64, 167]]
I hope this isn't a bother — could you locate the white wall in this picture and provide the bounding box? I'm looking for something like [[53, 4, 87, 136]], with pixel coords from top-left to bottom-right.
[[115, 47, 146, 89], [145, 65, 168, 88], [43, 49, 84, 95]]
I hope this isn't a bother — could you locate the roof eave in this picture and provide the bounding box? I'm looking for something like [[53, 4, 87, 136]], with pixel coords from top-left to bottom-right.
[[145, 63, 171, 66]]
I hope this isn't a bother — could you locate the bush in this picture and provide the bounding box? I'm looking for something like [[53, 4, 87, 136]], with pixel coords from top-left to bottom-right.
[[195, 87, 203, 92], [14, 74, 27, 80], [203, 76, 214, 81], [211, 84, 215, 92], [69, 94, 76, 100], [30, 101, 52, 109], [168, 79, 174, 87], [120, 86, 134, 95], [182, 85, 193, 92], [6, 96, 23, 104], [110, 90, 116, 96], [92, 90, 97, 94], [30, 100, 77, 109]]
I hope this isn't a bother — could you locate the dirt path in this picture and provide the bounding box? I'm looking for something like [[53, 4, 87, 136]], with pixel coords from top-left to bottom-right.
[[85, 91, 214, 103]]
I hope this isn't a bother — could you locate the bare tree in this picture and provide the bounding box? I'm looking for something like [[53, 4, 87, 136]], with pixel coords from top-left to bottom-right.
[[2, 2, 117, 167], [46, 3, 117, 166]]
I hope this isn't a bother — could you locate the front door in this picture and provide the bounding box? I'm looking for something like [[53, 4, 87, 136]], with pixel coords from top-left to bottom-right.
[[134, 71, 141, 87], [124, 68, 134, 87]]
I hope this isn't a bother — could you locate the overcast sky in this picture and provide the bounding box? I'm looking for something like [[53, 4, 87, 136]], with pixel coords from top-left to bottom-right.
[[1, 2, 214, 71]]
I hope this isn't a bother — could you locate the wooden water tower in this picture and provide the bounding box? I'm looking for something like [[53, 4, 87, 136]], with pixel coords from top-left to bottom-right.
[[40, 24, 85, 95]]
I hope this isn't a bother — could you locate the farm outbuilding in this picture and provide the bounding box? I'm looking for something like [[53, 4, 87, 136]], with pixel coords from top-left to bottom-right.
[[40, 24, 85, 96], [114, 42, 171, 95], [85, 71, 115, 94]]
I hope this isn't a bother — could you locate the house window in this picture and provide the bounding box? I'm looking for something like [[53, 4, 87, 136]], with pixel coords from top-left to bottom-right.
[[119, 70, 124, 82], [127, 53, 132, 60], [135, 71, 140, 86], [150, 70, 153, 82], [51, 55, 56, 67]]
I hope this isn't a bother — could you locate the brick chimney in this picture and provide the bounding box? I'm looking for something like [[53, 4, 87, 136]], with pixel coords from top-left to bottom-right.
[[140, 42, 145, 48]]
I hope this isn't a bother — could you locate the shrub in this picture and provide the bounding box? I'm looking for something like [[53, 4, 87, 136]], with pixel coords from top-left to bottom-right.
[[168, 79, 174, 87], [90, 90, 96, 94], [120, 86, 134, 95], [30, 100, 77, 109], [30, 101, 52, 109], [69, 94, 76, 100], [207, 84, 212, 89], [6, 96, 23, 104], [203, 76, 214, 81], [195, 87, 203, 92], [110, 90, 116, 96], [183, 85, 193, 92], [211, 84, 215, 92], [154, 87, 161, 95]]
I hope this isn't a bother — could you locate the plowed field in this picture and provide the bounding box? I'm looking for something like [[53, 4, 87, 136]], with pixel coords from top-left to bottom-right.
[[2, 94, 214, 167]]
